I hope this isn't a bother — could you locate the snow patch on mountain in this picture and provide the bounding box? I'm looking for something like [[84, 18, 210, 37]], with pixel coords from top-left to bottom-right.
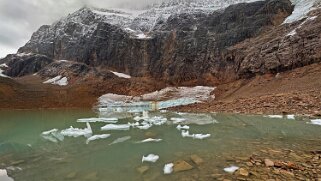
[[110, 71, 131, 79], [43, 75, 68, 86], [284, 0, 321, 24]]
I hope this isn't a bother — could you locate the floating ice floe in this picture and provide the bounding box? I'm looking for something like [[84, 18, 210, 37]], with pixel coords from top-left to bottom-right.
[[101, 124, 130, 131], [77, 117, 118, 123], [61, 123, 92, 138], [137, 138, 162, 143], [86, 134, 111, 144], [41, 128, 64, 143], [163, 163, 174, 174], [181, 130, 211, 140], [310, 119, 321, 125], [171, 118, 186, 124], [224, 166, 239, 173], [143, 116, 167, 126], [264, 115, 283, 119], [43, 75, 68, 86], [137, 124, 152, 130], [176, 125, 190, 130], [109, 136, 131, 145], [0, 169, 14, 181], [286, 115, 295, 120], [142, 154, 159, 163]]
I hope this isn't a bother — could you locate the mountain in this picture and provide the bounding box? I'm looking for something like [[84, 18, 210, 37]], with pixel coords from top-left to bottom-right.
[[1, 0, 321, 84]]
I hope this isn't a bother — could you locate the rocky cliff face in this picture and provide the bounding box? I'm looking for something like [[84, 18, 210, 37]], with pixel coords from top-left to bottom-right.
[[2, 0, 320, 85]]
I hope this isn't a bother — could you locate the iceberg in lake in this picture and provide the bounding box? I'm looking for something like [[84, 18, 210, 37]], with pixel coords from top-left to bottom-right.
[[86, 134, 111, 144], [77, 117, 118, 123], [61, 122, 92, 138], [109, 136, 131, 145], [41, 128, 64, 143], [264, 115, 283, 119], [0, 169, 14, 181], [142, 154, 159, 163], [310, 119, 321, 125], [176, 125, 190, 130], [101, 124, 130, 131], [181, 130, 211, 140], [163, 163, 174, 174], [136, 138, 162, 143]]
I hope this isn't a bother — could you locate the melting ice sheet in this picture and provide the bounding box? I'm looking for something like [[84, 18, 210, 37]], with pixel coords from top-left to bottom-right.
[[0, 169, 14, 181]]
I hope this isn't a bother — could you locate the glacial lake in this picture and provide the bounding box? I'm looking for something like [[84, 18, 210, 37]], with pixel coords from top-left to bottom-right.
[[0, 109, 321, 181]]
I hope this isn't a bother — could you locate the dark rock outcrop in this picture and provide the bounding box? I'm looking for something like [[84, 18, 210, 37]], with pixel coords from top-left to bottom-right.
[[2, 0, 299, 83]]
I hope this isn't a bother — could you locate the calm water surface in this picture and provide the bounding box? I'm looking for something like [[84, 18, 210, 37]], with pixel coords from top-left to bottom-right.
[[0, 109, 321, 181]]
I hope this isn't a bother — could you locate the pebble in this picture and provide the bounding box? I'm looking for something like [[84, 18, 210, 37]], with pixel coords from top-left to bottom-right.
[[264, 159, 274, 167]]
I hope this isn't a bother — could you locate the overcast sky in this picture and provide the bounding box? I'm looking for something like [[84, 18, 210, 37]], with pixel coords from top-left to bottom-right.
[[0, 0, 166, 58]]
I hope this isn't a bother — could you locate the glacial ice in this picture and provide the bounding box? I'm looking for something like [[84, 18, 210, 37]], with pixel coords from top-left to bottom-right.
[[137, 138, 162, 143], [77, 117, 118, 123], [181, 130, 211, 139], [286, 115, 295, 119], [61, 122, 92, 138], [109, 136, 131, 145], [163, 163, 174, 174], [0, 63, 8, 68], [310, 119, 321, 125], [86, 134, 111, 144], [171, 118, 186, 124], [264, 115, 283, 119], [137, 124, 152, 130], [41, 129, 64, 143], [224, 166, 239, 173], [284, 0, 319, 24], [0, 169, 14, 181], [176, 125, 190, 130], [101, 124, 130, 131], [142, 154, 159, 163]]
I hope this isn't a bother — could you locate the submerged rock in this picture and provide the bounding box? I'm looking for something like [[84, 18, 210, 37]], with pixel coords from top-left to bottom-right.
[[136, 166, 149, 174], [190, 155, 204, 166], [173, 160, 193, 172]]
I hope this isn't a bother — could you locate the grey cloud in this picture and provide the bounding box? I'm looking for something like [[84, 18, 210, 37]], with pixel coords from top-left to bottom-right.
[[0, 0, 167, 57]]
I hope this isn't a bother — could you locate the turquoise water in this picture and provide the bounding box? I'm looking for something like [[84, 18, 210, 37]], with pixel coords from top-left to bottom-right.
[[0, 109, 321, 181]]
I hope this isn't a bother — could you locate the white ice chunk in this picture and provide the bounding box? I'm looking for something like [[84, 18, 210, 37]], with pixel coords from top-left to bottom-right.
[[142, 154, 159, 163], [224, 166, 239, 173], [181, 130, 211, 139], [310, 119, 321, 125], [128, 122, 140, 128], [77, 117, 118, 123], [0, 169, 14, 181], [176, 125, 190, 130], [163, 163, 174, 174], [264, 115, 283, 119], [101, 124, 130, 131], [286, 115, 295, 119], [41, 128, 64, 142], [109, 136, 131, 145], [137, 124, 152, 130], [171, 118, 186, 124], [194, 134, 211, 139], [61, 123, 92, 138], [137, 138, 162, 143], [86, 134, 111, 144], [110, 71, 131, 79]]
